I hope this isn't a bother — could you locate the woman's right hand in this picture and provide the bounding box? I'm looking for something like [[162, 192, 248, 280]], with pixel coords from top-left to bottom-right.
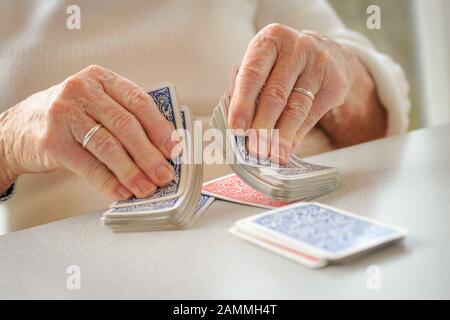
[[0, 65, 178, 200]]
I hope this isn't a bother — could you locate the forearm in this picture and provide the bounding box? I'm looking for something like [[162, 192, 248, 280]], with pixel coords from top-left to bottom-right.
[[0, 109, 19, 193], [319, 57, 387, 148]]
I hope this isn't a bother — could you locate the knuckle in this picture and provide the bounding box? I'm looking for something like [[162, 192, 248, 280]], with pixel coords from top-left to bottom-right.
[[48, 100, 70, 119], [121, 163, 140, 182], [251, 29, 279, 54], [144, 115, 175, 145], [315, 49, 331, 70], [297, 34, 316, 50], [137, 150, 158, 166], [96, 133, 121, 158], [62, 76, 86, 95], [136, 146, 165, 167], [58, 75, 87, 99], [155, 120, 176, 141], [286, 102, 309, 120], [126, 85, 148, 107], [84, 64, 105, 76], [262, 83, 289, 105], [111, 110, 137, 133], [239, 64, 266, 83], [263, 23, 286, 37]]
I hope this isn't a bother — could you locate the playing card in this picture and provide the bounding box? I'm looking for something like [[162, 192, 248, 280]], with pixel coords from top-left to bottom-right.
[[103, 194, 212, 220], [186, 194, 215, 226], [231, 202, 406, 263], [202, 174, 290, 209], [102, 101, 205, 232], [104, 198, 180, 219], [259, 157, 337, 179], [209, 94, 340, 202], [229, 225, 326, 268], [111, 83, 186, 208], [220, 92, 330, 172]]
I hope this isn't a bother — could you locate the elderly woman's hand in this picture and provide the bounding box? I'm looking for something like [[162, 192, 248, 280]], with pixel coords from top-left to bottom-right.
[[228, 24, 387, 163], [0, 65, 178, 200]]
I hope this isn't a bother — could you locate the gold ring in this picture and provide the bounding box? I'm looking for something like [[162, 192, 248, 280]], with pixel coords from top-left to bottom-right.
[[82, 124, 102, 149], [292, 87, 315, 101]]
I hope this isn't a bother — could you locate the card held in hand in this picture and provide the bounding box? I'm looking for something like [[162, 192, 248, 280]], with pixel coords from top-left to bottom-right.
[[101, 83, 209, 232]]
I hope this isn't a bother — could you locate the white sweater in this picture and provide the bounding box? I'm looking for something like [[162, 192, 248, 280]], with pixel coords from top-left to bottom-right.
[[0, 0, 410, 233]]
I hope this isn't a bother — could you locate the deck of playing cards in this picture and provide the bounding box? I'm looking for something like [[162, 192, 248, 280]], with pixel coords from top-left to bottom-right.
[[101, 83, 214, 232], [209, 93, 340, 202], [100, 79, 339, 232], [229, 202, 407, 268]]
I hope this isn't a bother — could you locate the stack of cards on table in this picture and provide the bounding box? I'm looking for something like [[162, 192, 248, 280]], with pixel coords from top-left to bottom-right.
[[229, 202, 407, 268], [209, 93, 340, 202], [101, 83, 214, 232], [202, 173, 291, 209]]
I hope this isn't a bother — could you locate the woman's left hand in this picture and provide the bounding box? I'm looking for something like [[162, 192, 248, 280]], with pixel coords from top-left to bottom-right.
[[228, 23, 386, 164]]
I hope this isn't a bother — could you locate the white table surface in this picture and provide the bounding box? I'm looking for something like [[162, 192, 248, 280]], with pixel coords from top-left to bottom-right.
[[0, 124, 449, 299]]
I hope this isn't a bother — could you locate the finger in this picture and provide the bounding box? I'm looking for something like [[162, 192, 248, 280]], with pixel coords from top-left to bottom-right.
[[83, 91, 175, 186], [81, 65, 177, 159], [60, 142, 132, 201], [71, 113, 159, 198], [271, 68, 322, 164], [246, 53, 302, 157], [228, 35, 278, 132], [252, 52, 302, 131], [291, 92, 329, 151]]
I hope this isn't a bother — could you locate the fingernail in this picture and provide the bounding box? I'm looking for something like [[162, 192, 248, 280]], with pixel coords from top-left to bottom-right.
[[156, 164, 174, 184], [232, 118, 248, 131], [118, 186, 132, 199], [138, 178, 156, 196]]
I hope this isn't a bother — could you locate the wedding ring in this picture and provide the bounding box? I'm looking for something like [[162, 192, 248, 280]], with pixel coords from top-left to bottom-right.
[[82, 124, 102, 149], [292, 87, 315, 102]]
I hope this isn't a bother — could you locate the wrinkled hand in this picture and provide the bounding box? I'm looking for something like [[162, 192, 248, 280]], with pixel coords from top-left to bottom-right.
[[229, 24, 371, 163], [0, 65, 178, 200]]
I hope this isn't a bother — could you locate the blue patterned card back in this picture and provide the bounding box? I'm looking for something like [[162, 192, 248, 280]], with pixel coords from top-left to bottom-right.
[[252, 203, 396, 254], [148, 86, 177, 126], [114, 85, 182, 206], [111, 198, 179, 213], [110, 194, 211, 214]]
